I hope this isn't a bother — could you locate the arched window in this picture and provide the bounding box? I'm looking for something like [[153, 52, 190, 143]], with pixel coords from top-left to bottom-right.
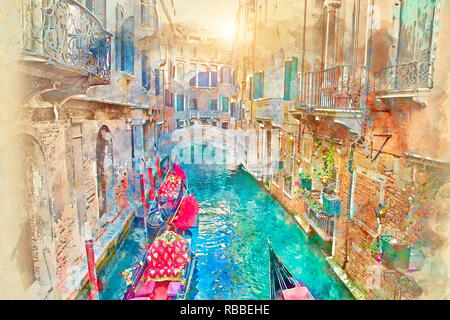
[[96, 126, 114, 218]]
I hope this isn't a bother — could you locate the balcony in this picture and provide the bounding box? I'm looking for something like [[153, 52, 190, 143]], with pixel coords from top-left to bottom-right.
[[293, 65, 366, 115], [21, 0, 112, 85], [188, 110, 222, 119], [374, 60, 433, 97], [307, 210, 334, 242]]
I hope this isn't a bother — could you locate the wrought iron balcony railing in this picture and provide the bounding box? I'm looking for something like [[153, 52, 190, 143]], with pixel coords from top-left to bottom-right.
[[295, 65, 366, 111], [374, 60, 433, 93], [307, 210, 334, 241], [21, 0, 112, 83]]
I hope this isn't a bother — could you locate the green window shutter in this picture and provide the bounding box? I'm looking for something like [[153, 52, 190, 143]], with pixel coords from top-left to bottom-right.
[[253, 72, 264, 99], [290, 57, 299, 100], [177, 94, 184, 111], [284, 60, 292, 100], [221, 96, 229, 112]]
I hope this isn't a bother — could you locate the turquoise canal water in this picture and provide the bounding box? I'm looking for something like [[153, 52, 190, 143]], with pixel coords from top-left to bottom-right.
[[95, 163, 353, 300]]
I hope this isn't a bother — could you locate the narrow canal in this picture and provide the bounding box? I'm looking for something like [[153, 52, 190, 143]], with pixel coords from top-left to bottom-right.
[[95, 159, 353, 300]]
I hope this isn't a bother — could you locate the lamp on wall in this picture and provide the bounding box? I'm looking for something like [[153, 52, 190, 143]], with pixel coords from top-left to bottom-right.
[[126, 118, 132, 131]]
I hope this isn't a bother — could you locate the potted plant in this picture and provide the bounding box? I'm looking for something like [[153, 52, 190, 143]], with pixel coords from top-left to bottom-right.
[[299, 171, 312, 191]]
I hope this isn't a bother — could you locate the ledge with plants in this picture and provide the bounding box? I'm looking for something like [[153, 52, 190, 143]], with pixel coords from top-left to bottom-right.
[[294, 176, 323, 214]]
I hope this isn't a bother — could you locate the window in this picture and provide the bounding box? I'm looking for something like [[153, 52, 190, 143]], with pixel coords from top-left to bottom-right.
[[154, 68, 160, 95], [284, 60, 292, 100], [397, 0, 436, 63], [189, 99, 198, 110], [211, 71, 217, 87], [85, 1, 106, 27], [176, 64, 184, 82], [121, 17, 135, 74], [209, 100, 218, 111], [189, 64, 196, 86], [221, 95, 229, 112], [198, 65, 209, 87], [165, 89, 170, 107], [210, 66, 218, 87], [220, 66, 231, 84], [115, 6, 125, 71], [141, 0, 151, 27], [176, 94, 184, 111], [252, 72, 264, 99], [142, 53, 150, 90], [85, 0, 94, 11], [284, 57, 299, 100]]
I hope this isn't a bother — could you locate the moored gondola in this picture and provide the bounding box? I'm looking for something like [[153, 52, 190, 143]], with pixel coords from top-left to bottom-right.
[[268, 239, 314, 300], [121, 163, 199, 300]]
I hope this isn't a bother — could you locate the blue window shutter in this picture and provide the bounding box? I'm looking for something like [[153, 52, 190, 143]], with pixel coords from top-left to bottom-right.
[[198, 72, 209, 87], [121, 17, 134, 74], [154, 69, 160, 95], [142, 54, 150, 89]]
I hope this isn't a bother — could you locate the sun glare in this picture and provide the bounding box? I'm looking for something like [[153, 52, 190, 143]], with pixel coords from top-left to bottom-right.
[[221, 23, 235, 40]]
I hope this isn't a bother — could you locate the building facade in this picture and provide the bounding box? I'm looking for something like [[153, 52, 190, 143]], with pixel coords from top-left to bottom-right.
[[171, 28, 237, 130], [4, 0, 182, 299], [233, 0, 450, 299]]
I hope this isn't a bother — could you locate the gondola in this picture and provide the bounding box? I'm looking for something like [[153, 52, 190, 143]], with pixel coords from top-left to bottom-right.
[[122, 163, 199, 300], [268, 240, 314, 300], [142, 167, 186, 242]]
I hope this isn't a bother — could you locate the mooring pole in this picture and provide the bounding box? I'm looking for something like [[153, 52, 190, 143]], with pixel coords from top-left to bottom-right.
[[139, 174, 148, 210], [85, 227, 99, 300]]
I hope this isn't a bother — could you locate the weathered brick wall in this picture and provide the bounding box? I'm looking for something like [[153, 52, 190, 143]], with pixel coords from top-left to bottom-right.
[[269, 177, 309, 228]]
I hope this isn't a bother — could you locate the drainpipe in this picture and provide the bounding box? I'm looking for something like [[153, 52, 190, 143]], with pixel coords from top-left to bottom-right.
[[342, 134, 364, 269]]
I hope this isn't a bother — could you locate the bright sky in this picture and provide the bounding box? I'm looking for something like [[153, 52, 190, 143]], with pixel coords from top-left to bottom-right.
[[172, 0, 239, 39]]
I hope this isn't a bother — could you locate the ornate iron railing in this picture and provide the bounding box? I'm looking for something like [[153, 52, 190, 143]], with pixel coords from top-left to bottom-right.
[[374, 60, 433, 92], [21, 0, 112, 82], [296, 65, 366, 110], [308, 210, 334, 240]]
